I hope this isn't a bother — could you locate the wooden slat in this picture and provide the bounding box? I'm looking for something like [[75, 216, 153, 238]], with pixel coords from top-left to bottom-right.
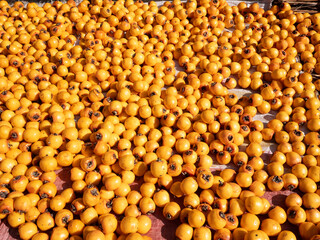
[[272, 0, 320, 13]]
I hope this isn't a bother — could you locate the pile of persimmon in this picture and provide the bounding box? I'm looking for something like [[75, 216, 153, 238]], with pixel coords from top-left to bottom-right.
[[0, 0, 320, 239]]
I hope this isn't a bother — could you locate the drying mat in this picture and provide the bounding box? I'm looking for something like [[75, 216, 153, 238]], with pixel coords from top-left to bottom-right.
[[0, 0, 311, 239]]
